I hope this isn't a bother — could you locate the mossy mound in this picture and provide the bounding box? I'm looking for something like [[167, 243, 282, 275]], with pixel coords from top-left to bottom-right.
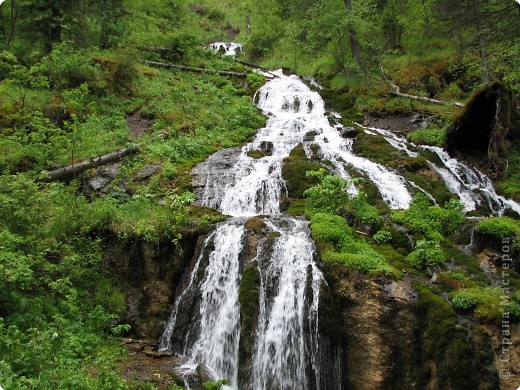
[[247, 149, 267, 159], [244, 217, 266, 233]]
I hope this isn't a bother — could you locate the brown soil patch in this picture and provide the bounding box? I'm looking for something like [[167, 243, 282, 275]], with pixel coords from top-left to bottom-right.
[[119, 339, 181, 389], [127, 111, 153, 138]]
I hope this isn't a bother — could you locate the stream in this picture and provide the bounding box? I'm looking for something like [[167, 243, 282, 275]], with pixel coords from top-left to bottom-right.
[[158, 69, 520, 389]]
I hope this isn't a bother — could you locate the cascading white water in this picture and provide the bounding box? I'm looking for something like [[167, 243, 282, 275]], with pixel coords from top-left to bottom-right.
[[202, 70, 412, 212], [423, 146, 520, 215], [209, 42, 243, 56], [158, 231, 216, 351], [363, 125, 520, 215], [188, 222, 245, 386], [252, 218, 322, 390]]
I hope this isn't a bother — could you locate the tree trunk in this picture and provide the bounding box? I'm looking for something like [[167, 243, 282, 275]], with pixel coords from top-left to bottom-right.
[[246, 15, 251, 34], [343, 0, 362, 69], [7, 0, 18, 49], [381, 67, 464, 107]]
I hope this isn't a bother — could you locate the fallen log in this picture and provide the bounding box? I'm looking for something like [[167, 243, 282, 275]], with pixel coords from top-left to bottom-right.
[[39, 145, 139, 182], [143, 60, 248, 78], [380, 66, 463, 108], [389, 80, 464, 108]]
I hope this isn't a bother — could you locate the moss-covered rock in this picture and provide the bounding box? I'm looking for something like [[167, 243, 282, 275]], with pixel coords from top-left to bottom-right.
[[238, 262, 261, 386], [281, 155, 322, 199], [244, 217, 267, 233], [413, 285, 482, 389], [247, 149, 266, 159]]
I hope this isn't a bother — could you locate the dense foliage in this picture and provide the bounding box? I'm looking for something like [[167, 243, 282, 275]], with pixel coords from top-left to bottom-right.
[[0, 1, 267, 387], [0, 0, 519, 387]]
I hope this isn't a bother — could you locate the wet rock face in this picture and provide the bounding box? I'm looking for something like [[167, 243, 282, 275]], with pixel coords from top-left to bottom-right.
[[339, 126, 357, 138], [323, 269, 417, 390], [191, 147, 242, 205], [134, 165, 163, 181], [102, 230, 201, 340]]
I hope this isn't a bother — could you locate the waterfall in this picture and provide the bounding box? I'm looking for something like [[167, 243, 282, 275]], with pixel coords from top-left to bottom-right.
[[159, 66, 520, 388], [209, 42, 243, 57], [160, 70, 349, 389]]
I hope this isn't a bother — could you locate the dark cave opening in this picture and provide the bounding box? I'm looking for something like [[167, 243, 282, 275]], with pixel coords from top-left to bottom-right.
[[446, 86, 498, 157]]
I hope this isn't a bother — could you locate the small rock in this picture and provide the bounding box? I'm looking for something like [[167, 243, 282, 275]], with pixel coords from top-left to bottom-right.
[[87, 162, 122, 193], [409, 113, 423, 124], [143, 347, 174, 359], [259, 141, 274, 156], [134, 165, 163, 181], [339, 126, 357, 138]]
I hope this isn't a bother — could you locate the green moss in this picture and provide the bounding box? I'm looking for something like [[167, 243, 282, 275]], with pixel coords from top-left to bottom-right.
[[414, 285, 480, 389], [310, 213, 398, 276], [309, 143, 320, 159], [281, 157, 322, 199], [407, 125, 447, 147], [266, 231, 281, 246], [497, 179, 520, 200], [354, 132, 401, 168], [497, 147, 520, 200], [304, 131, 317, 141], [391, 194, 465, 241], [238, 262, 260, 363], [401, 171, 453, 206], [450, 287, 507, 322], [247, 149, 266, 159], [187, 206, 228, 226], [476, 217, 520, 238], [402, 156, 429, 172], [446, 246, 489, 284], [285, 199, 306, 215], [288, 143, 307, 158], [373, 243, 405, 263]]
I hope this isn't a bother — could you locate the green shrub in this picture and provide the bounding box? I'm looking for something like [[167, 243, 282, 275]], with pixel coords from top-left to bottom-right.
[[451, 292, 478, 310], [203, 379, 228, 390], [310, 213, 352, 250], [167, 33, 202, 64], [325, 251, 397, 276], [450, 287, 508, 321], [246, 72, 266, 91], [407, 125, 447, 147], [391, 194, 465, 241], [38, 44, 101, 91], [406, 239, 445, 269], [304, 169, 357, 215], [373, 229, 392, 244], [343, 193, 382, 229]]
